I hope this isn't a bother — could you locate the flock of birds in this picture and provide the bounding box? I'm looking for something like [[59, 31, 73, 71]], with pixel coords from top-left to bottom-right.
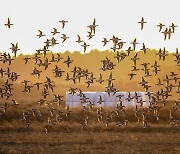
[[0, 17, 179, 133]]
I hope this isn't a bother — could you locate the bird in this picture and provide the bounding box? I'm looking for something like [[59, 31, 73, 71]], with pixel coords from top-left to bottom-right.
[[96, 74, 104, 84], [76, 35, 83, 43], [141, 62, 150, 72], [63, 56, 73, 68], [173, 48, 179, 59], [44, 39, 52, 48], [167, 28, 172, 39], [106, 72, 115, 84], [4, 18, 13, 28], [0, 68, 5, 78], [110, 46, 119, 52], [87, 31, 95, 40], [10, 43, 20, 57], [56, 53, 63, 63], [61, 34, 69, 43], [128, 73, 136, 80], [138, 17, 147, 30], [70, 73, 77, 84], [97, 95, 104, 104], [87, 18, 98, 35], [81, 42, 90, 53], [101, 38, 110, 46], [11, 99, 19, 106], [110, 35, 121, 48], [39, 46, 49, 58], [114, 52, 121, 63], [37, 99, 46, 106], [130, 38, 139, 50], [173, 101, 179, 111], [7, 53, 14, 65], [131, 53, 140, 66], [151, 61, 160, 69], [50, 54, 56, 62], [31, 67, 42, 78], [157, 23, 165, 32], [126, 47, 133, 56], [140, 43, 148, 54], [37, 30, 46, 38], [161, 47, 168, 61], [156, 78, 164, 86], [131, 65, 139, 71], [51, 37, 59, 46], [59, 20, 68, 29], [51, 28, 60, 36], [125, 92, 133, 101], [139, 77, 148, 87], [23, 57, 31, 64], [34, 82, 42, 90], [117, 41, 126, 50], [69, 87, 77, 96], [169, 23, 177, 33], [162, 28, 168, 40]]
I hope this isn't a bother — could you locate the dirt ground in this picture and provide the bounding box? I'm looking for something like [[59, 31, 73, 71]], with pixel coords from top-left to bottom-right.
[[0, 132, 179, 154]]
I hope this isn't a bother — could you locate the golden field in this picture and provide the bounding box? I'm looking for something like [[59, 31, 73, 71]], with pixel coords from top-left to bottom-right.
[[0, 49, 180, 154], [0, 49, 180, 102]]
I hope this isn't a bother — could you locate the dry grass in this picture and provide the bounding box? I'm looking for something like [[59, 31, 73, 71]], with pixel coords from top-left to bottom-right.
[[0, 132, 179, 154], [0, 101, 179, 133]]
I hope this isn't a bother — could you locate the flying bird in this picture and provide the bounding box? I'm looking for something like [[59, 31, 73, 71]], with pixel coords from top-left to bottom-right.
[[87, 18, 98, 35], [76, 35, 83, 43], [81, 42, 90, 53], [37, 30, 46, 38], [61, 34, 69, 43], [101, 38, 110, 46], [169, 23, 177, 33], [59, 20, 68, 29], [126, 47, 133, 56], [130, 38, 139, 51], [162, 28, 168, 40], [138, 17, 147, 30], [51, 28, 60, 36], [4, 18, 13, 28], [157, 23, 165, 32], [140, 43, 148, 54]]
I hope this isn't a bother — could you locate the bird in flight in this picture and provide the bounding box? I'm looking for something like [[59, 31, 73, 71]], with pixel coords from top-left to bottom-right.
[[61, 34, 69, 43], [169, 23, 177, 33], [81, 42, 90, 53], [76, 35, 83, 43], [138, 17, 147, 30], [130, 38, 139, 50], [87, 18, 98, 35], [37, 30, 46, 38], [157, 23, 165, 32], [4, 18, 13, 28], [51, 28, 60, 36], [59, 20, 68, 29], [101, 38, 110, 46]]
